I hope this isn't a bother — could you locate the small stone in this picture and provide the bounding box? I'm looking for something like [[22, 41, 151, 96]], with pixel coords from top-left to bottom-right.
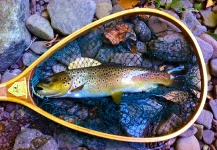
[[172, 0, 193, 13], [179, 126, 198, 137], [203, 130, 214, 144], [25, 14, 54, 40], [203, 145, 210, 150], [41, 11, 50, 20], [175, 136, 200, 150], [111, 0, 118, 5], [95, 3, 112, 19], [94, 0, 112, 5], [210, 58, 217, 77], [181, 10, 207, 36], [134, 21, 151, 42], [194, 124, 204, 140], [214, 85, 217, 99], [136, 41, 147, 53], [30, 41, 48, 54], [1, 69, 21, 83], [199, 33, 217, 59], [196, 109, 213, 129], [5, 103, 16, 113], [200, 10, 217, 28], [0, 122, 6, 132], [13, 128, 58, 150], [23, 52, 39, 66], [195, 37, 214, 63], [47, 0, 96, 35], [112, 4, 124, 14], [209, 99, 217, 119], [52, 64, 67, 73]]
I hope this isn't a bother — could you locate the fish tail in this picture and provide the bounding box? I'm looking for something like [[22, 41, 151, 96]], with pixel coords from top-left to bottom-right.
[[168, 66, 186, 87]]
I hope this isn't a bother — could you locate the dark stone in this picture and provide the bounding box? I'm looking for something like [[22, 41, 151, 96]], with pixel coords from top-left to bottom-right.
[[0, 0, 31, 73]]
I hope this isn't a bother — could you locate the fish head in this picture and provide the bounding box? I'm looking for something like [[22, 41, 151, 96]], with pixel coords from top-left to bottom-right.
[[36, 72, 71, 97]]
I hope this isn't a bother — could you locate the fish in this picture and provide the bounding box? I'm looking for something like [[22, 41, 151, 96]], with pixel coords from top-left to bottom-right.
[[36, 58, 184, 104]]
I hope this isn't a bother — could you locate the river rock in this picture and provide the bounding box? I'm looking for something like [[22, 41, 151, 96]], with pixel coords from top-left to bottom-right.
[[1, 69, 22, 83], [47, 0, 96, 35], [203, 130, 214, 144], [13, 128, 58, 150], [0, 0, 31, 73], [25, 14, 54, 40], [196, 109, 213, 129], [23, 52, 39, 66], [175, 136, 200, 150], [95, 3, 112, 19], [200, 10, 217, 28], [30, 41, 48, 54], [181, 10, 207, 36], [172, 0, 193, 13], [136, 41, 147, 53], [209, 99, 217, 119], [195, 37, 213, 63], [134, 21, 151, 42], [194, 124, 204, 140], [199, 33, 217, 59], [179, 126, 198, 137], [94, 0, 112, 5], [112, 4, 124, 14], [210, 58, 217, 77]]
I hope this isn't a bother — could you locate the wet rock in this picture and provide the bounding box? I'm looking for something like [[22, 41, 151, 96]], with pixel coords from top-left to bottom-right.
[[156, 113, 182, 135], [179, 126, 198, 137], [110, 53, 142, 66], [148, 33, 191, 62], [112, 5, 124, 14], [47, 0, 96, 35], [195, 37, 213, 63], [175, 136, 200, 150], [120, 98, 163, 137], [112, 0, 118, 5], [0, 0, 31, 73], [96, 3, 112, 19], [52, 64, 67, 73], [30, 41, 48, 54], [13, 128, 58, 150], [55, 40, 81, 66], [95, 47, 116, 62], [172, 0, 193, 13], [181, 10, 207, 36], [1, 69, 22, 83], [78, 30, 102, 58], [134, 21, 151, 42], [209, 100, 217, 119], [199, 33, 217, 59], [196, 109, 213, 129], [210, 58, 217, 77], [25, 14, 54, 40], [23, 52, 39, 66], [136, 41, 147, 53], [203, 130, 214, 144], [194, 124, 204, 140], [200, 10, 217, 28]]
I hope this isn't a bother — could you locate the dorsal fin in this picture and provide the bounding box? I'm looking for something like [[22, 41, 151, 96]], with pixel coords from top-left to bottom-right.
[[68, 57, 101, 69]]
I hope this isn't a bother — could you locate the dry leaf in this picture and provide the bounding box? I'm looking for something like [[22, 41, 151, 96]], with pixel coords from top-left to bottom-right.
[[118, 0, 139, 9], [104, 23, 132, 45], [131, 45, 137, 53]]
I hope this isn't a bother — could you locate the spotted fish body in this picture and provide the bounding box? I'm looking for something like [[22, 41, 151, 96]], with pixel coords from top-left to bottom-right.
[[37, 65, 175, 103]]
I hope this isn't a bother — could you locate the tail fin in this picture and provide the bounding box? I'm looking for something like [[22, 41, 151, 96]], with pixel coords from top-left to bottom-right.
[[168, 66, 186, 87]]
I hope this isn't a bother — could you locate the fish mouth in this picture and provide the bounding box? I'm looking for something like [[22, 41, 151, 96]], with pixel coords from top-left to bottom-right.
[[34, 85, 62, 98]]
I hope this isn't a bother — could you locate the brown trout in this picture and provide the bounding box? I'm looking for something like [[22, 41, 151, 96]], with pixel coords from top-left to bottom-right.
[[36, 61, 184, 104]]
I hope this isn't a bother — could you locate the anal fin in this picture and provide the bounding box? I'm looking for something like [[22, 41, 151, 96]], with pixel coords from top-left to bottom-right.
[[111, 92, 123, 104]]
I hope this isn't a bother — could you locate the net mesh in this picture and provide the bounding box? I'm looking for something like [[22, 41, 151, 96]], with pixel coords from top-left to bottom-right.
[[30, 13, 200, 144]]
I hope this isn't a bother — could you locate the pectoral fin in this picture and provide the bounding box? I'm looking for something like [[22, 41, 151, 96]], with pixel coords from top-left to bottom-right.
[[70, 84, 85, 92], [111, 92, 123, 104]]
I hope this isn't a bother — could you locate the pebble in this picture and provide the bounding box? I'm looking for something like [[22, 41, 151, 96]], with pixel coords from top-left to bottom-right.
[[13, 128, 58, 150], [209, 99, 217, 119], [199, 33, 217, 59], [196, 109, 213, 129], [203, 130, 214, 144], [94, 0, 112, 5], [112, 4, 124, 14], [210, 58, 217, 77], [200, 10, 217, 28], [134, 21, 151, 42], [30, 41, 48, 54], [181, 10, 207, 36], [1, 69, 22, 83], [175, 135, 200, 150], [22, 52, 39, 66], [25, 14, 54, 40], [47, 0, 96, 35], [194, 124, 204, 140], [179, 125, 198, 137], [136, 41, 147, 53], [95, 3, 112, 19], [195, 37, 214, 63]]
